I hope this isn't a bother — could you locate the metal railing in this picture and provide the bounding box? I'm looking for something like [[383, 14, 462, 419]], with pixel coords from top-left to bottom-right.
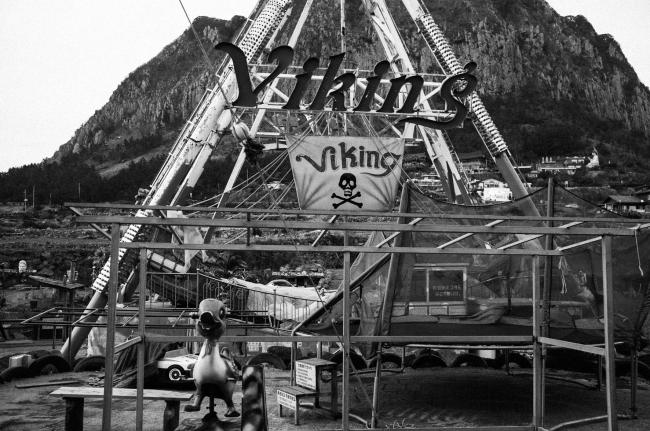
[[145, 271, 327, 327]]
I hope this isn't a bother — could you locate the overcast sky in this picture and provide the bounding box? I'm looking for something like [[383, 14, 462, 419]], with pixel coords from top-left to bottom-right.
[[0, 0, 648, 172]]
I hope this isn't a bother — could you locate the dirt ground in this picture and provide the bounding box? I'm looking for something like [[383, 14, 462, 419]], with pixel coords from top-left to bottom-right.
[[0, 367, 649, 431]]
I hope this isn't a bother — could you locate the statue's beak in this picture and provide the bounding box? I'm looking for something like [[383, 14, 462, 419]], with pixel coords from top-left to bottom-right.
[[199, 311, 221, 331]]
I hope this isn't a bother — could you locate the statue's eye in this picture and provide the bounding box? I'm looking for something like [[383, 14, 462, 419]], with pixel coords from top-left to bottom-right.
[[219, 308, 226, 319]]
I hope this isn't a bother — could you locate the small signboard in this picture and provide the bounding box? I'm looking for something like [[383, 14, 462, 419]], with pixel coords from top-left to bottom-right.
[[295, 361, 317, 390], [429, 269, 465, 302], [277, 390, 297, 409]]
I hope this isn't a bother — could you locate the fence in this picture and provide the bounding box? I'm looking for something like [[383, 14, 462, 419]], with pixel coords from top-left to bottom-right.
[[145, 271, 327, 326]]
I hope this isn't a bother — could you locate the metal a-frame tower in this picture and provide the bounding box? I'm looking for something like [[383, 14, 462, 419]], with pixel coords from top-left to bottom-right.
[[61, 0, 534, 359]]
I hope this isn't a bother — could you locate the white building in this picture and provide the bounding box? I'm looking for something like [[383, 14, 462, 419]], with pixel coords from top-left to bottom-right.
[[476, 178, 513, 202]]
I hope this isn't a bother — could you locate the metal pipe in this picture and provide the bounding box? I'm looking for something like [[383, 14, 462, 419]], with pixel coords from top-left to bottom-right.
[[532, 256, 543, 427], [542, 177, 555, 417], [136, 250, 146, 431], [371, 345, 382, 428], [602, 236, 619, 431], [342, 216, 351, 430], [102, 224, 120, 431]]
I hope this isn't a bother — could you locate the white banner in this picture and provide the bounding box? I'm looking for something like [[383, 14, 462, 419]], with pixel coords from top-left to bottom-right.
[[287, 136, 403, 211]]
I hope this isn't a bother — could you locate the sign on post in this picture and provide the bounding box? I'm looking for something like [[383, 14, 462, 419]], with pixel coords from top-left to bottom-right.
[[295, 360, 318, 390], [277, 390, 297, 409]]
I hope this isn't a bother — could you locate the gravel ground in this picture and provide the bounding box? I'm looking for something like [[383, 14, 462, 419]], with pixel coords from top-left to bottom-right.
[[0, 367, 649, 431]]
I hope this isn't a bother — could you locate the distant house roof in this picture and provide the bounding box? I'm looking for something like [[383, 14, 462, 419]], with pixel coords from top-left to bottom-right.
[[457, 151, 486, 161], [478, 178, 508, 187], [471, 172, 502, 182], [602, 195, 643, 204], [633, 188, 650, 196]]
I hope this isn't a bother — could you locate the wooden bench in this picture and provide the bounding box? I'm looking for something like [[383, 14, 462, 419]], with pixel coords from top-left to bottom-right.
[[50, 387, 192, 431], [276, 385, 318, 425]]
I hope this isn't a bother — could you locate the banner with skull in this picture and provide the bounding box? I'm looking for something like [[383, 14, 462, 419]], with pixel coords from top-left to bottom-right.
[[287, 136, 404, 211]]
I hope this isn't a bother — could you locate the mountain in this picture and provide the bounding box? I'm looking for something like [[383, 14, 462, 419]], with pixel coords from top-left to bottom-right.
[[50, 15, 244, 174], [21, 0, 650, 195]]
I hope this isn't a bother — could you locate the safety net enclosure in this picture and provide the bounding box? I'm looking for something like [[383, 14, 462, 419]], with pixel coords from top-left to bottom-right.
[[296, 183, 650, 355]]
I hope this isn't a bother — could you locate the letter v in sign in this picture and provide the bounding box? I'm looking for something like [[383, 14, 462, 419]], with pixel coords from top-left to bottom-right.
[[215, 42, 294, 107]]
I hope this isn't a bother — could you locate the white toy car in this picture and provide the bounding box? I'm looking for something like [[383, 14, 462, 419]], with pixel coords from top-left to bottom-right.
[[157, 348, 198, 382]]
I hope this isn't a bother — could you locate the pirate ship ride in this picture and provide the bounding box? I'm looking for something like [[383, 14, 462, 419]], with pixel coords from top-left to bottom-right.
[[18, 1, 650, 430]]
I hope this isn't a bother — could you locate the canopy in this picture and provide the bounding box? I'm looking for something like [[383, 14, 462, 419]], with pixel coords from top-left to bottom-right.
[[297, 183, 650, 355]]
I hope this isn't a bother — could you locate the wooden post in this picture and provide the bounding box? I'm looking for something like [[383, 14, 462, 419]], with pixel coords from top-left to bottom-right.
[[602, 236, 618, 431], [102, 224, 120, 431], [532, 256, 543, 428], [64, 397, 84, 431], [136, 249, 147, 431], [163, 400, 180, 431], [342, 216, 351, 431], [630, 347, 638, 417]]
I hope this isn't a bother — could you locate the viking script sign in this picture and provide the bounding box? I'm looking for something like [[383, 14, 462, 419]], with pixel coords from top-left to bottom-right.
[[216, 43, 478, 129], [287, 136, 403, 211]]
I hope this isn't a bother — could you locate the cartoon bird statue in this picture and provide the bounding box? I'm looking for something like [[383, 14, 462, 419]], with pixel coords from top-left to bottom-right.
[[185, 298, 240, 420]]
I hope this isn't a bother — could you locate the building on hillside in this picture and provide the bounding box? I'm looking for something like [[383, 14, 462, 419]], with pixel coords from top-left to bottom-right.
[[585, 147, 599, 169], [516, 165, 534, 179], [475, 178, 513, 202], [412, 174, 444, 195], [457, 151, 491, 174], [632, 185, 650, 202], [601, 195, 644, 214], [534, 156, 585, 176]]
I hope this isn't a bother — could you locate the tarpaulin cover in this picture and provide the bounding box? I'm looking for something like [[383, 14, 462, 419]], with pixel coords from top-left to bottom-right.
[[299, 184, 650, 355]]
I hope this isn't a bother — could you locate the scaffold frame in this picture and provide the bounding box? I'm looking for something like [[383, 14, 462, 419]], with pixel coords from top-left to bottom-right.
[[65, 203, 648, 431]]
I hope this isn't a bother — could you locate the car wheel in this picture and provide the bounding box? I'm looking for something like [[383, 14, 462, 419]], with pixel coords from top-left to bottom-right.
[[167, 365, 184, 382], [451, 353, 488, 368], [0, 366, 32, 383], [330, 351, 367, 371], [73, 356, 105, 372], [368, 353, 402, 369], [245, 353, 286, 370], [412, 353, 447, 368], [504, 352, 532, 369], [28, 354, 71, 375]]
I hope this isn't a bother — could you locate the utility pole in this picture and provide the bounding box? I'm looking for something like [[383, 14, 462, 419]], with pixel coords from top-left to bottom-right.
[[32, 185, 35, 209]]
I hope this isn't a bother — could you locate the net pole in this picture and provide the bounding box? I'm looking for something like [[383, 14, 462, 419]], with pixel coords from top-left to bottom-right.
[[102, 224, 120, 431], [532, 255, 544, 427], [371, 344, 382, 428], [136, 249, 147, 431], [542, 176, 554, 416], [342, 215, 351, 430], [602, 236, 619, 431]]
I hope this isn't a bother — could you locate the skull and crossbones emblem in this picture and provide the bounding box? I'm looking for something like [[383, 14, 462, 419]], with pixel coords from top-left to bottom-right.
[[332, 173, 363, 209]]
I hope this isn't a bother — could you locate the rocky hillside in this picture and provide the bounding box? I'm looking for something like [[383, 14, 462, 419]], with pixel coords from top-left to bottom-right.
[[51, 15, 245, 174], [51, 0, 649, 179]]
